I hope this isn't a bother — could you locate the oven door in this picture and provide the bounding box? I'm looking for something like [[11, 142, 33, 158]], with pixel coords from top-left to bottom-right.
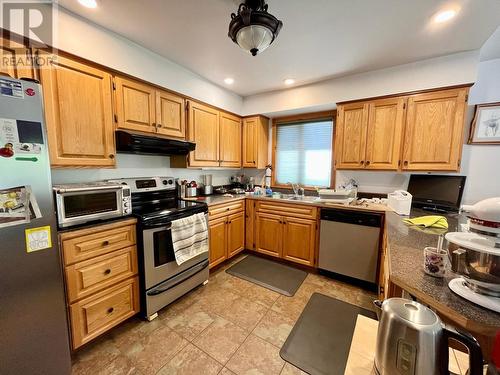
[[56, 187, 124, 227], [142, 214, 209, 290]]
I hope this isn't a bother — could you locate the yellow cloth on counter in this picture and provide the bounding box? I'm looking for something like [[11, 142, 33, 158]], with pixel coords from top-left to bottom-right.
[[402, 215, 448, 229]]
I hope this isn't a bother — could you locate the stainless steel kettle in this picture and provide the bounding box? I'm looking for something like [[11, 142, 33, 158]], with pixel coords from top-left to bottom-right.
[[373, 298, 483, 375]]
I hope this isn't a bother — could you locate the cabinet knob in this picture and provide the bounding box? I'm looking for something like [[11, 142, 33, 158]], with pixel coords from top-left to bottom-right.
[[107, 307, 114, 314], [109, 154, 115, 159], [360, 160, 365, 165], [366, 161, 371, 166], [104, 269, 111, 275], [102, 240, 110, 246], [157, 123, 162, 128], [152, 123, 157, 127], [403, 161, 409, 166]]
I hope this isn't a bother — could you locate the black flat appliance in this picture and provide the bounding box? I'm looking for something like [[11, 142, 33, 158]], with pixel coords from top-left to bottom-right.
[[108, 176, 208, 321], [407, 174, 467, 212], [115, 130, 195, 156]]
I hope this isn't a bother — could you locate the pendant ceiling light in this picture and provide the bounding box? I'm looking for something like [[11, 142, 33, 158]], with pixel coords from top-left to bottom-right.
[[228, 0, 283, 56]]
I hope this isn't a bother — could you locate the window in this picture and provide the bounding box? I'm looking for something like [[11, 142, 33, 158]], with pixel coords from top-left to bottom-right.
[[274, 117, 334, 187]]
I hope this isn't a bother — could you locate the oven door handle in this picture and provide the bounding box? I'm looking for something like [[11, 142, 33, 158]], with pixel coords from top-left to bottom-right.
[[146, 259, 209, 296]]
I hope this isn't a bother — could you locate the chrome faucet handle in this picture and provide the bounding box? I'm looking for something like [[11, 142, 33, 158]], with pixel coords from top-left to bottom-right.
[[298, 187, 305, 196]]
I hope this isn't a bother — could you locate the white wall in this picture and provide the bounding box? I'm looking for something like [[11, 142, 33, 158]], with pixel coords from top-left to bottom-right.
[[51, 154, 240, 186], [53, 8, 243, 114], [26, 7, 244, 185], [242, 51, 479, 116], [336, 58, 500, 204]]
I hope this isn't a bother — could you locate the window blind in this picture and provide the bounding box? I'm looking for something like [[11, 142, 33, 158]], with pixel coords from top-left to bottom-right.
[[275, 119, 333, 187]]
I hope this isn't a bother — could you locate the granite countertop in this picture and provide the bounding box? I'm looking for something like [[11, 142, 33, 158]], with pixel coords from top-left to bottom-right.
[[386, 208, 500, 328], [184, 194, 391, 212]]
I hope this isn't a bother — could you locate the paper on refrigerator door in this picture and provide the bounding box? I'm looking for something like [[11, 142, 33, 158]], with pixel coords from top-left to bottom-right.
[[0, 185, 42, 228], [25, 225, 52, 253]]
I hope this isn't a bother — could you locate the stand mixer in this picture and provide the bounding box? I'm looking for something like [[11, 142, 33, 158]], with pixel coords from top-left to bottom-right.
[[446, 198, 500, 312]]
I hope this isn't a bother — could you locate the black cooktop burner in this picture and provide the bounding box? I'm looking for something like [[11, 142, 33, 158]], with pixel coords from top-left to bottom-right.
[[132, 198, 207, 227]]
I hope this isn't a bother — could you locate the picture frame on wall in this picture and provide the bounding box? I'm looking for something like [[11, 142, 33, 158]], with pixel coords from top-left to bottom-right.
[[468, 102, 500, 144]]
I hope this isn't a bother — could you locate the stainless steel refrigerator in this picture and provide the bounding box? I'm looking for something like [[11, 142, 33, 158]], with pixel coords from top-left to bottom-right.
[[0, 77, 71, 374]]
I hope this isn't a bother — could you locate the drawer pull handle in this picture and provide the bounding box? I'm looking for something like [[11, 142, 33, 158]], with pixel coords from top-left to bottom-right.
[[107, 307, 114, 314], [227, 208, 230, 211], [102, 240, 110, 246], [104, 269, 111, 275]]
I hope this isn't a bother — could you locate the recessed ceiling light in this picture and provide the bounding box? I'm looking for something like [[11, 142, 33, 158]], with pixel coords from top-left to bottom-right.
[[433, 9, 458, 23], [284, 78, 295, 85], [78, 0, 97, 9], [224, 77, 234, 85]]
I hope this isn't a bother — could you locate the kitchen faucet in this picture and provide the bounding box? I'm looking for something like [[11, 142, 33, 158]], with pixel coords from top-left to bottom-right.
[[289, 182, 305, 197]]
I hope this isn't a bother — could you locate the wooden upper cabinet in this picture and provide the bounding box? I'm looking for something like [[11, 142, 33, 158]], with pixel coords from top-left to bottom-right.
[[402, 88, 467, 171], [40, 54, 115, 167], [115, 76, 156, 133], [243, 116, 269, 169], [187, 101, 220, 167], [335, 103, 368, 169], [282, 217, 316, 266], [0, 38, 35, 80], [365, 98, 406, 170], [155, 90, 186, 139], [243, 117, 257, 167], [219, 111, 242, 167]]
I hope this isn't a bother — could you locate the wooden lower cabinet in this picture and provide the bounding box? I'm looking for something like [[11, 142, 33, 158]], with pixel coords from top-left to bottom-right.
[[209, 216, 228, 268], [245, 200, 255, 250], [227, 212, 245, 258], [70, 277, 139, 349], [255, 213, 283, 258], [208, 202, 245, 268], [59, 218, 139, 350], [254, 201, 317, 266], [282, 217, 316, 266]]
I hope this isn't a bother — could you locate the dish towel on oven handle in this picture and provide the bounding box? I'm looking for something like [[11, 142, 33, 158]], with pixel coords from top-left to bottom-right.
[[171, 212, 209, 265]]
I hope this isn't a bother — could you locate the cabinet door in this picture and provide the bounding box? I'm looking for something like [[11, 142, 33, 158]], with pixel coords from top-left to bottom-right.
[[40, 54, 115, 167], [242, 117, 257, 167], [209, 217, 227, 268], [402, 88, 467, 171], [0, 38, 35, 79], [227, 212, 245, 258], [188, 101, 220, 167], [365, 98, 406, 170], [282, 217, 316, 266], [115, 77, 156, 134], [219, 112, 242, 167], [336, 103, 369, 169], [245, 200, 255, 250], [155, 90, 186, 139], [255, 213, 282, 258]]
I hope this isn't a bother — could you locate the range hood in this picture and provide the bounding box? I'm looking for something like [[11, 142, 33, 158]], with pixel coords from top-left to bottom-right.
[[115, 130, 195, 156]]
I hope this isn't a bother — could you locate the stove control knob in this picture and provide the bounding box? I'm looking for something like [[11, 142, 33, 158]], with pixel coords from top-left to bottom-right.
[[167, 179, 174, 185], [162, 180, 168, 185]]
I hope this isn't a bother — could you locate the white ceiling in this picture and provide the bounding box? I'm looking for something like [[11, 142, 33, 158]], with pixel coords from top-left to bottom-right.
[[59, 0, 500, 97]]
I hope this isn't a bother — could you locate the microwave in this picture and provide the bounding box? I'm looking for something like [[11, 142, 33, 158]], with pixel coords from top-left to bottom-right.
[[53, 182, 132, 228]]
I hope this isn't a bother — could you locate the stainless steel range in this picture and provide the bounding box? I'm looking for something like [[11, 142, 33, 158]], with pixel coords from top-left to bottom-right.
[[109, 176, 209, 321]]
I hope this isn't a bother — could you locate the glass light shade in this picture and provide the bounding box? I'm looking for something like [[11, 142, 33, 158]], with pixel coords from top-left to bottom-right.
[[236, 25, 273, 55]]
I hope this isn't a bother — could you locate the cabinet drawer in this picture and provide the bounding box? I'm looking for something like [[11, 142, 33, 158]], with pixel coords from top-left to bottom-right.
[[65, 246, 138, 303], [69, 277, 139, 349], [256, 201, 317, 220], [208, 200, 244, 220], [61, 221, 136, 265]]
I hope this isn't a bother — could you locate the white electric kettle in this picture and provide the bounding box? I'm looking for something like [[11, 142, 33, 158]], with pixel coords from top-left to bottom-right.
[[373, 298, 483, 375]]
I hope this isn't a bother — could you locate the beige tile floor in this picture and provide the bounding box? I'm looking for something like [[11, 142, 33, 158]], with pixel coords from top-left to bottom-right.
[[71, 255, 377, 375]]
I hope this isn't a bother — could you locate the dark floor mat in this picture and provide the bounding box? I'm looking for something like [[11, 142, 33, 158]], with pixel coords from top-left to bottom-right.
[[225, 255, 307, 296], [280, 293, 377, 375]]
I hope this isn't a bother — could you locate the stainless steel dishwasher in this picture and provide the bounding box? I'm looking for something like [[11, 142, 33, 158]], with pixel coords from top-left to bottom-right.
[[318, 208, 382, 284]]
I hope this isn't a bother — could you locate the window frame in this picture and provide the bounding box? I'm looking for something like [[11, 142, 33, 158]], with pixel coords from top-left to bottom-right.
[[271, 110, 337, 190]]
